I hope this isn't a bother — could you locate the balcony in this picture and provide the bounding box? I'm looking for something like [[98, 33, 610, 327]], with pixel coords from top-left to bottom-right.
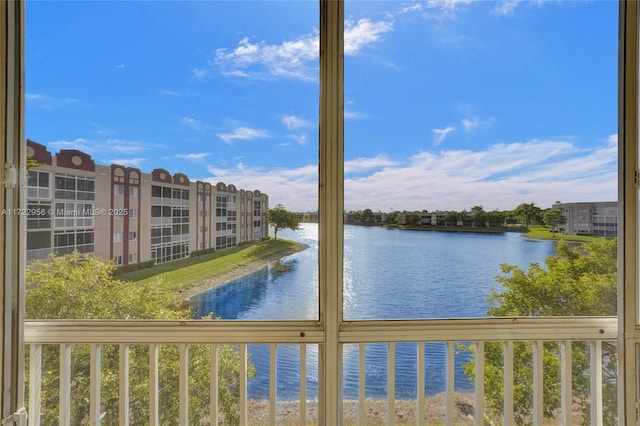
[[24, 317, 617, 425]]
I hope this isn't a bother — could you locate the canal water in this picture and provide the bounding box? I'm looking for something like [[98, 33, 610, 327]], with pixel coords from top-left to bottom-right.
[[190, 224, 556, 400]]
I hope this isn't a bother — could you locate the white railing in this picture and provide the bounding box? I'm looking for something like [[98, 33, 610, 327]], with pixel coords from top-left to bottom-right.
[[24, 317, 617, 426]]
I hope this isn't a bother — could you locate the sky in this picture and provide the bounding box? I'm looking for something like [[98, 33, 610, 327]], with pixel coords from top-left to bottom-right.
[[25, 0, 618, 213]]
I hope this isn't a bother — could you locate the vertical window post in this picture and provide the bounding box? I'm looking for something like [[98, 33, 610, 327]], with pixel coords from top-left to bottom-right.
[[318, 0, 344, 423], [1, 0, 26, 422], [619, 1, 639, 423]]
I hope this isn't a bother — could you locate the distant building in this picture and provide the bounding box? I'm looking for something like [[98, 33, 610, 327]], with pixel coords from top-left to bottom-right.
[[26, 140, 269, 264], [552, 201, 617, 237]]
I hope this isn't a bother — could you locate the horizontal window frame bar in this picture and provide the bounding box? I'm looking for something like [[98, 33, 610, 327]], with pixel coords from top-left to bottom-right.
[[25, 316, 616, 345]]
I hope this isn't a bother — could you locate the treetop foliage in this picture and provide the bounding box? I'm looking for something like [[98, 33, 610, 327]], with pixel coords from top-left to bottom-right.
[[464, 238, 618, 425], [268, 203, 299, 239], [26, 251, 186, 320], [26, 252, 253, 424]]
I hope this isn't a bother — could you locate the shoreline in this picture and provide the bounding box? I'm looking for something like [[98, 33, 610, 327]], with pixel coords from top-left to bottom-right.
[[180, 242, 309, 300], [246, 393, 479, 425]]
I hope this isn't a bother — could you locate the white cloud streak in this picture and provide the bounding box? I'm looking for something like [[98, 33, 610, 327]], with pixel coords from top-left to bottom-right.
[[433, 126, 456, 145], [26, 93, 80, 109], [218, 127, 269, 144], [176, 153, 210, 161], [281, 114, 314, 130], [202, 138, 616, 212], [47, 138, 164, 160], [180, 116, 204, 131], [214, 18, 392, 80], [109, 158, 147, 168]]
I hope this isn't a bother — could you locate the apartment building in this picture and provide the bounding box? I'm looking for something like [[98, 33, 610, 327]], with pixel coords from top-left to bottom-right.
[[26, 140, 269, 264], [552, 201, 617, 238]]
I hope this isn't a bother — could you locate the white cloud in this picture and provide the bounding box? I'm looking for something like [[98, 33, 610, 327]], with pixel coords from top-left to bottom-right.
[[48, 138, 163, 156], [180, 116, 204, 130], [176, 153, 210, 161], [281, 114, 314, 130], [461, 116, 494, 133], [433, 126, 456, 145], [462, 117, 480, 133], [289, 134, 308, 146], [214, 33, 318, 81], [191, 68, 209, 80], [492, 1, 521, 16], [202, 138, 617, 212], [344, 18, 393, 55], [214, 18, 392, 80], [345, 155, 398, 174], [345, 110, 367, 120], [427, 0, 478, 13], [206, 163, 318, 211], [115, 64, 125, 69], [218, 127, 269, 144], [48, 138, 90, 150], [157, 89, 183, 97], [108, 158, 146, 168], [26, 93, 80, 109]]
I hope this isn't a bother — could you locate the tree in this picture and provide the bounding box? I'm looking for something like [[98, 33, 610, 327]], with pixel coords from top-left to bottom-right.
[[543, 209, 567, 236], [268, 204, 299, 240], [362, 208, 373, 223], [26, 252, 254, 425], [470, 205, 487, 227], [462, 239, 617, 425], [513, 202, 543, 226], [408, 212, 421, 225], [383, 211, 398, 224]]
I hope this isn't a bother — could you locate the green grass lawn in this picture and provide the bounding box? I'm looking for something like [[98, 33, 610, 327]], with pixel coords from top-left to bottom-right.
[[117, 239, 302, 292], [524, 225, 602, 242]]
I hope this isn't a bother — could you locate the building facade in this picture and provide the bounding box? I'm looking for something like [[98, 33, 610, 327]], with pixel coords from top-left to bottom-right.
[[552, 201, 617, 238], [26, 140, 269, 264]]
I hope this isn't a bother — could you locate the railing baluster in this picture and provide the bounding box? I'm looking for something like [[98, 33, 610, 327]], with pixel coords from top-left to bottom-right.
[[209, 344, 219, 426], [240, 344, 248, 426], [179, 344, 189, 426], [388, 343, 395, 426], [269, 344, 276, 426], [560, 341, 572, 426], [90, 344, 102, 425], [474, 342, 484, 426], [59, 343, 71, 426], [149, 344, 159, 426], [532, 340, 544, 425], [417, 342, 425, 426], [358, 343, 366, 426], [590, 341, 603, 426], [28, 344, 42, 426], [503, 341, 514, 426], [119, 344, 130, 426], [446, 341, 454, 426], [300, 344, 307, 426]]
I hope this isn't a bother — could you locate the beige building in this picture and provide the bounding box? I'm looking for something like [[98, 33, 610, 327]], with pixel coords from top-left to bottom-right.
[[26, 140, 269, 265], [552, 201, 617, 238]]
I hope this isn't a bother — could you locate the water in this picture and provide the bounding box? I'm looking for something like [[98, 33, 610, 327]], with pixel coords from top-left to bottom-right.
[[190, 223, 556, 400]]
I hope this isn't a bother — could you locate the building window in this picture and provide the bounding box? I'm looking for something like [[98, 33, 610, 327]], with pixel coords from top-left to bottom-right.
[[113, 232, 122, 243], [129, 186, 138, 196], [129, 231, 136, 241], [114, 184, 124, 196], [54, 230, 94, 255], [27, 170, 51, 199], [128, 253, 137, 263], [26, 201, 51, 229], [113, 255, 122, 266]]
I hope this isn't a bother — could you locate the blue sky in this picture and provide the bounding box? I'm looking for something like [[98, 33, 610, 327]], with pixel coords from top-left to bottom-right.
[[26, 0, 618, 212]]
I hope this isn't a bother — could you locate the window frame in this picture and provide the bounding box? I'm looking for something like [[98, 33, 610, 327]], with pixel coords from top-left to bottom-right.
[[5, 1, 640, 424]]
